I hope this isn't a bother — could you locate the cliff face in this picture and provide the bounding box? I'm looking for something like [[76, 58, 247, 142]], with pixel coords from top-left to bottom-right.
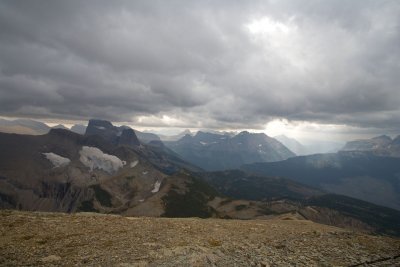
[[118, 128, 140, 147], [85, 119, 140, 148]]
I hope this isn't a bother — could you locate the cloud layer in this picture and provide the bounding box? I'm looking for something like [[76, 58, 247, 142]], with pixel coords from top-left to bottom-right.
[[0, 0, 399, 130]]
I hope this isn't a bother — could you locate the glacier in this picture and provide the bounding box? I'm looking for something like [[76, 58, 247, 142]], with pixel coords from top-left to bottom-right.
[[43, 152, 71, 168], [79, 146, 124, 174]]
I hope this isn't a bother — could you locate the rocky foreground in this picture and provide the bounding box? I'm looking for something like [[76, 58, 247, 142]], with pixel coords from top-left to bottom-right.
[[0, 210, 399, 266]]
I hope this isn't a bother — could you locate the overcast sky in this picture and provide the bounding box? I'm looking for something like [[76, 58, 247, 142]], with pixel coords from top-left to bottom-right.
[[0, 1, 399, 140]]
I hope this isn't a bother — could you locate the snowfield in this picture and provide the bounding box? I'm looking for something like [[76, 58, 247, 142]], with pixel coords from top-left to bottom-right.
[[79, 146, 124, 174], [151, 180, 162, 193], [130, 160, 139, 168], [43, 152, 71, 168]]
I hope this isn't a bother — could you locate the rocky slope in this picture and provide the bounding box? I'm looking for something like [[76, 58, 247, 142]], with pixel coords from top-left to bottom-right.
[[199, 170, 400, 236], [166, 131, 295, 171], [1, 210, 399, 267], [0, 128, 214, 217]]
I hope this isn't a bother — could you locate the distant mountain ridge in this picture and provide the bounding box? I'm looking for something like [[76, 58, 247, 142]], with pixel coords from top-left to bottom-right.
[[0, 118, 50, 135], [166, 131, 295, 171], [1, 120, 400, 236], [242, 151, 400, 210], [341, 135, 400, 157], [159, 129, 193, 141], [275, 135, 308, 155]]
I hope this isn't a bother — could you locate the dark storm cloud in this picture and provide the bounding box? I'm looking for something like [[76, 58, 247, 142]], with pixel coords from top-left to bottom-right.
[[0, 0, 399, 130]]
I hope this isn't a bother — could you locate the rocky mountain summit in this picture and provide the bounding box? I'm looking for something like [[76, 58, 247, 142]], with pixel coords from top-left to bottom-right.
[[1, 210, 399, 266], [85, 119, 140, 147]]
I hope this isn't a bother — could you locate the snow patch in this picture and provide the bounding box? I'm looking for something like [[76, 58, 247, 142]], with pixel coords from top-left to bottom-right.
[[95, 126, 105, 130], [79, 146, 124, 174], [43, 152, 70, 168], [200, 141, 207, 145], [130, 160, 139, 168], [142, 171, 148, 175], [151, 180, 162, 193]]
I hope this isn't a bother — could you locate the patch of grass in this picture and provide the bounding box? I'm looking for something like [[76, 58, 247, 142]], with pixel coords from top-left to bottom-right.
[[126, 176, 135, 181], [0, 192, 16, 206], [162, 176, 217, 218], [102, 240, 114, 247], [36, 239, 48, 245], [77, 200, 98, 212], [235, 204, 247, 211], [90, 185, 112, 207], [220, 198, 233, 205], [208, 239, 222, 247], [21, 234, 35, 240], [259, 205, 279, 215]]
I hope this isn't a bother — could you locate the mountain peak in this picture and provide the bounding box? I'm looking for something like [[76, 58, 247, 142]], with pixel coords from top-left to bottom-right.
[[85, 119, 119, 139], [48, 128, 81, 140], [87, 119, 114, 130]]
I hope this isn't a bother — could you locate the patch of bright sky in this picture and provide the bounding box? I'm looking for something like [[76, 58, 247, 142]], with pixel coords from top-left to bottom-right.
[[1, 115, 393, 143], [263, 119, 392, 145]]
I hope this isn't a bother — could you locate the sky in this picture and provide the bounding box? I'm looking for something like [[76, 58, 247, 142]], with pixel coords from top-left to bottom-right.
[[0, 1, 399, 142]]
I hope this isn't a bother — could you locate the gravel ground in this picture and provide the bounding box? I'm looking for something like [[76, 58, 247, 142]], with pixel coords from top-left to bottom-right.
[[0, 210, 399, 266]]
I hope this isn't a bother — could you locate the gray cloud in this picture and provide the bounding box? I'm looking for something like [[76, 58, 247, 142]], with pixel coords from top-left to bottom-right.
[[0, 0, 399, 131]]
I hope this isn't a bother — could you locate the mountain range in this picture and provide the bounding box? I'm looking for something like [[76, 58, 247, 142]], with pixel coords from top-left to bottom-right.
[[0, 119, 400, 236], [341, 135, 400, 157], [0, 126, 220, 217], [166, 131, 295, 171], [0, 118, 50, 135], [242, 151, 400, 210]]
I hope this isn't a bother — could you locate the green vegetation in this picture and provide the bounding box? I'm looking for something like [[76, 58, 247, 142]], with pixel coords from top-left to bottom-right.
[[220, 198, 233, 205], [200, 170, 318, 202], [125, 175, 135, 181], [0, 192, 16, 206], [235, 204, 247, 211], [306, 194, 400, 236], [90, 185, 112, 207], [77, 200, 98, 212], [162, 176, 218, 218], [207, 239, 222, 247]]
